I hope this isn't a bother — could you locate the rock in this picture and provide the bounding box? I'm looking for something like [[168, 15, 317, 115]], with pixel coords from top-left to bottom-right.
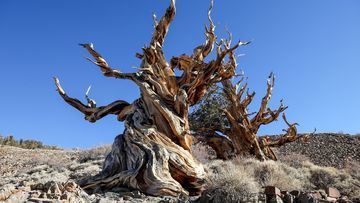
[[44, 181, 61, 195], [29, 190, 41, 198], [337, 197, 348, 203], [312, 191, 323, 200], [351, 197, 360, 203], [326, 187, 340, 198], [276, 133, 360, 169], [282, 192, 294, 203], [30, 183, 44, 191], [297, 192, 318, 203], [326, 196, 337, 202], [318, 190, 327, 199], [270, 195, 284, 203], [265, 186, 281, 196]]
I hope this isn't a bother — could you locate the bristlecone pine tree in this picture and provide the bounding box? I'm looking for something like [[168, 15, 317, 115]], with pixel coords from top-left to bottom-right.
[[190, 74, 310, 161], [54, 0, 247, 197]]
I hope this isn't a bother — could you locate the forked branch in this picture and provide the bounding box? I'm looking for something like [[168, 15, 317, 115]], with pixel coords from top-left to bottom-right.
[[54, 77, 130, 122], [79, 43, 136, 81]]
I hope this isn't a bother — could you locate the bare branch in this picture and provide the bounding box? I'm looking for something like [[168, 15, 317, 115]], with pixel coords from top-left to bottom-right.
[[151, 0, 176, 48], [54, 77, 130, 122], [192, 0, 216, 61], [251, 72, 275, 125], [79, 43, 136, 81]]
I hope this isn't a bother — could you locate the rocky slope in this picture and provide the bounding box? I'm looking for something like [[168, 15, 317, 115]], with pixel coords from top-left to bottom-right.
[[275, 133, 360, 168]]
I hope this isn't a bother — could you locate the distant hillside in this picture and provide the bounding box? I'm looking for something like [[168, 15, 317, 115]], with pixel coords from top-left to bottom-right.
[[275, 133, 360, 168], [0, 135, 60, 150]]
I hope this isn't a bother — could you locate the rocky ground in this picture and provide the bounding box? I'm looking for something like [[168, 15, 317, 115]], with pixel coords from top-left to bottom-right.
[[276, 133, 360, 168], [0, 133, 359, 202], [0, 145, 187, 203]]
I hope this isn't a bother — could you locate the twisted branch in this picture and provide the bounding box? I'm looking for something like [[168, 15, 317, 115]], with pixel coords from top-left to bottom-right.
[[54, 77, 130, 122], [79, 43, 136, 81]]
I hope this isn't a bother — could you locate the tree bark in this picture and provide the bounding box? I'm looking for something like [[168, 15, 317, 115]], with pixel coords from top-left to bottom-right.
[[199, 75, 310, 161], [55, 0, 244, 196]]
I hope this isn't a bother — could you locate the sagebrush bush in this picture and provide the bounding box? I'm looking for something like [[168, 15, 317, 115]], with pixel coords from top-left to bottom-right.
[[198, 154, 360, 198], [204, 160, 260, 202], [300, 161, 360, 197], [78, 145, 112, 163], [192, 141, 216, 163]]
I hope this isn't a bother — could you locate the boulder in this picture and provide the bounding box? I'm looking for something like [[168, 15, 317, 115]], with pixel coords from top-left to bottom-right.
[[326, 187, 340, 198], [296, 192, 318, 203], [265, 186, 281, 196]]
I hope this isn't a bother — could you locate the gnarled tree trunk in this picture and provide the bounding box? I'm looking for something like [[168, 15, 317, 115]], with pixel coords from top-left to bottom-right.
[[54, 0, 245, 196]]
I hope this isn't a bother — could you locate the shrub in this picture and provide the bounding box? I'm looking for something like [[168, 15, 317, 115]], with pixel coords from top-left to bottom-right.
[[78, 145, 112, 163], [203, 160, 260, 202], [192, 141, 216, 163], [200, 155, 360, 198]]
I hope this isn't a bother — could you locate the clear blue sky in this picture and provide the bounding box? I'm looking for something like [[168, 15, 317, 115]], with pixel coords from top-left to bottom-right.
[[1, 0, 359, 148]]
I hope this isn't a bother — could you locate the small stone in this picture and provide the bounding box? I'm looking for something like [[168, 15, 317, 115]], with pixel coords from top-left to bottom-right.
[[326, 196, 337, 202], [326, 187, 340, 198], [265, 186, 281, 196]]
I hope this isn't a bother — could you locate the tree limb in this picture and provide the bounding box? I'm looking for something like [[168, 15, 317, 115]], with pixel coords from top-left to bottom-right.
[[79, 43, 136, 81], [54, 77, 130, 122], [192, 0, 216, 61], [151, 0, 176, 48]]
